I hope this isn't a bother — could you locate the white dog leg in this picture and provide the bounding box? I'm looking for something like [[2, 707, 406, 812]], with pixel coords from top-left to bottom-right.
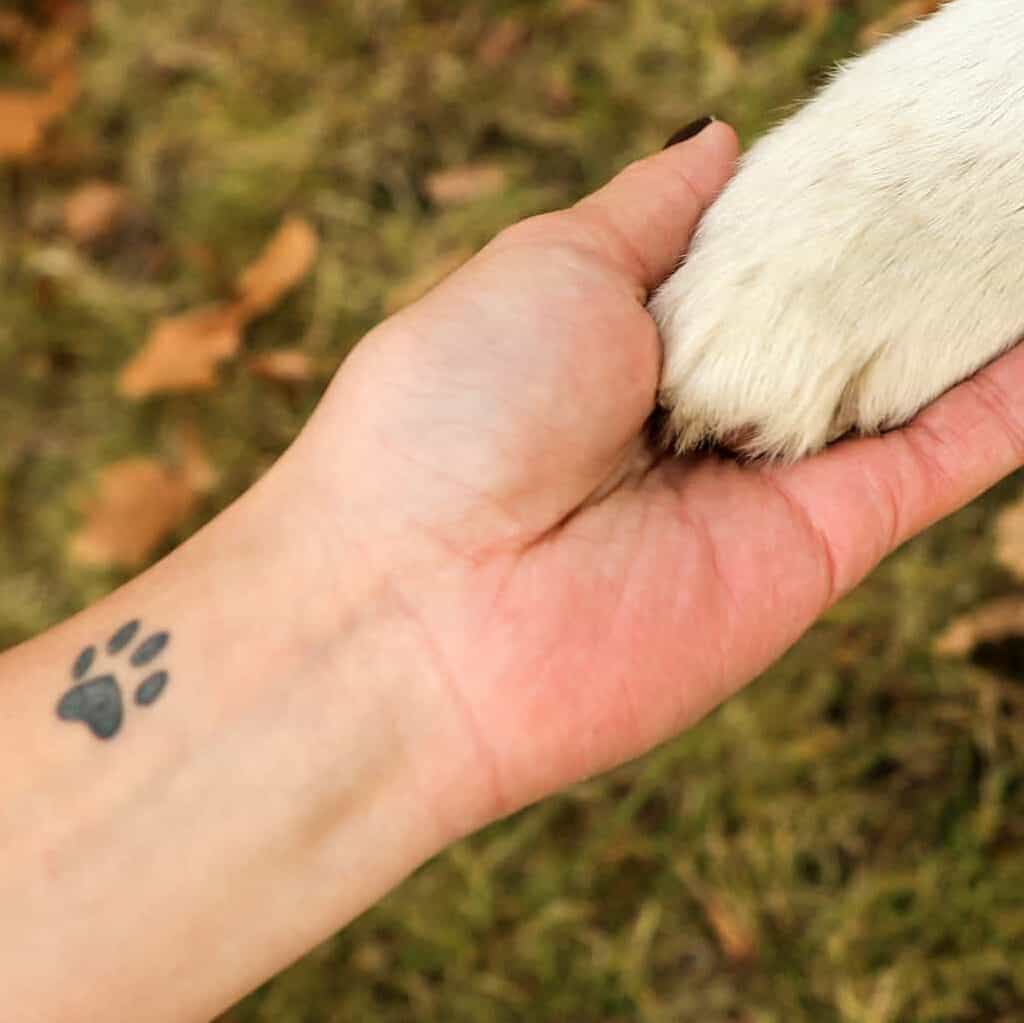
[[651, 0, 1024, 460]]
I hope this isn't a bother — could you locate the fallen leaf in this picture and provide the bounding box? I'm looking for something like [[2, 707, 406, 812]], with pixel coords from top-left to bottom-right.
[[0, 92, 57, 158], [860, 1, 942, 46], [69, 458, 199, 568], [23, 20, 80, 79], [0, 2, 87, 74], [560, 0, 599, 14], [934, 596, 1024, 658], [236, 216, 319, 319], [118, 303, 245, 398], [0, 65, 79, 159], [996, 496, 1024, 582], [385, 246, 472, 313], [425, 163, 507, 206], [63, 180, 130, 243], [703, 896, 758, 964], [545, 74, 576, 115], [37, 0, 88, 27], [121, 217, 319, 398], [247, 348, 315, 383], [0, 12, 32, 47], [173, 421, 220, 495], [476, 17, 529, 68]]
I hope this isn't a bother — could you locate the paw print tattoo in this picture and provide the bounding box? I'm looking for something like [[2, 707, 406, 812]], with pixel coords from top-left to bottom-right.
[[56, 620, 171, 740]]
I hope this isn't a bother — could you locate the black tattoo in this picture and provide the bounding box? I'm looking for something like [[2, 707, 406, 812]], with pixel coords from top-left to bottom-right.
[[135, 670, 169, 706], [107, 619, 140, 655], [56, 621, 172, 740], [72, 645, 95, 680], [57, 675, 121, 739], [130, 631, 168, 668]]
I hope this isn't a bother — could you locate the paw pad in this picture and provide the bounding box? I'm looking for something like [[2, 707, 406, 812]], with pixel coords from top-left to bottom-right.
[[56, 620, 171, 740]]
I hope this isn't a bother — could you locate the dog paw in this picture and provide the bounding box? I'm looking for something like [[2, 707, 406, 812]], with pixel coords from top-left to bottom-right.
[[651, 0, 1024, 460], [57, 620, 170, 740]]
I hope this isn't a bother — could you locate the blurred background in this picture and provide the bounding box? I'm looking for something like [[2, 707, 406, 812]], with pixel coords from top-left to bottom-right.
[[5, 1, 1024, 1019]]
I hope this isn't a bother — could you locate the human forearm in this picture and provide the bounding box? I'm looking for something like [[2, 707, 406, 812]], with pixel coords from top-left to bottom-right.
[[0, 450, 466, 1022]]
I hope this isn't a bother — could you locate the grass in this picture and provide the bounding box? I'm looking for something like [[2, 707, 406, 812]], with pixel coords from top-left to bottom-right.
[[4, 1, 1024, 1019]]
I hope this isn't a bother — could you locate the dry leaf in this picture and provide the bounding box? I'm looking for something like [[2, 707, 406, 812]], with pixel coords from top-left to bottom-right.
[[118, 303, 245, 398], [560, 0, 599, 14], [703, 896, 758, 964], [247, 349, 315, 383], [0, 12, 32, 47], [934, 596, 1024, 658], [0, 92, 58, 158], [24, 25, 78, 79], [71, 423, 218, 569], [425, 163, 507, 206], [860, 1, 941, 46], [477, 17, 529, 68], [545, 74, 576, 115], [121, 216, 319, 398], [0, 65, 79, 159], [996, 497, 1024, 582], [173, 421, 220, 495], [0, 2, 86, 75], [236, 216, 319, 318], [385, 246, 472, 313], [70, 458, 199, 568], [63, 180, 130, 243]]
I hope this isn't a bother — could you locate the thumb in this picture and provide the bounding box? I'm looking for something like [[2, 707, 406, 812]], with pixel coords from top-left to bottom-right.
[[572, 119, 740, 293]]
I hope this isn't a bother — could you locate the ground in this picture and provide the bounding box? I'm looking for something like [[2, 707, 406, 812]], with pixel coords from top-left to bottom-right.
[[3, 1, 1024, 1020]]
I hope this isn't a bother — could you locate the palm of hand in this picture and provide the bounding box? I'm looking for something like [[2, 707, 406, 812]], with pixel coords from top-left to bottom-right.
[[310, 123, 1024, 828]]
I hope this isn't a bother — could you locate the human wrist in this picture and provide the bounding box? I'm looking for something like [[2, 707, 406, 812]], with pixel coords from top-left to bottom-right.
[[275, 384, 515, 847], [0, 448, 468, 1021], [185, 454, 463, 861]]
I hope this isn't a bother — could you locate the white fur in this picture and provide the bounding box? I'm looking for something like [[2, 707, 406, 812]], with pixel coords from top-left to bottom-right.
[[651, 0, 1024, 460]]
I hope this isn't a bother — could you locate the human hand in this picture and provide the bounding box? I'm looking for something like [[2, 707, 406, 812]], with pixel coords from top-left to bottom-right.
[[11, 120, 1024, 1023], [286, 119, 1024, 841]]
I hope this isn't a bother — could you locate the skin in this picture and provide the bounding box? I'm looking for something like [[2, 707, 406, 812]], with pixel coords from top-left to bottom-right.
[[4, 121, 1024, 1021]]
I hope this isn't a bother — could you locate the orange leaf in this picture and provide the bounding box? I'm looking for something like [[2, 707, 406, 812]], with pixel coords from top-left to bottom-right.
[[118, 303, 245, 398], [0, 64, 78, 160], [0, 93, 55, 158], [69, 458, 199, 568], [703, 896, 758, 964], [236, 216, 319, 319], [426, 163, 507, 207], [121, 217, 318, 398], [63, 180, 130, 243], [0, 12, 32, 48], [560, 0, 600, 14], [476, 17, 529, 69], [545, 74, 576, 115], [173, 421, 220, 495], [247, 348, 315, 383], [0, 2, 87, 76]]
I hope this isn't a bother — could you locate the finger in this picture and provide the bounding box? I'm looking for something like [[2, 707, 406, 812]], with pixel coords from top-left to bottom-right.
[[771, 342, 1024, 602], [571, 120, 740, 293]]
